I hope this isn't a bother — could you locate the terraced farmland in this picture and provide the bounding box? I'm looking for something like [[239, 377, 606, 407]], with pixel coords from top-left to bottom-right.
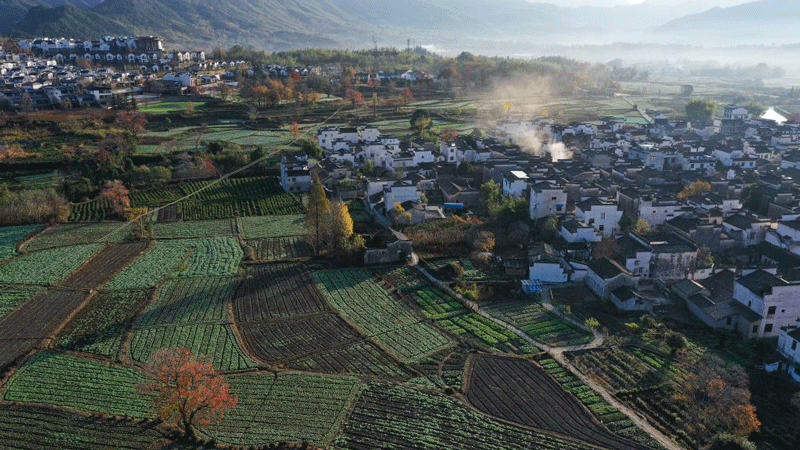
[[313, 269, 455, 362], [58, 242, 149, 290], [466, 354, 653, 450], [151, 219, 236, 238], [239, 215, 306, 239], [206, 372, 362, 446], [57, 290, 151, 358], [0, 224, 41, 262], [250, 236, 313, 261], [103, 242, 189, 290], [21, 223, 131, 252], [162, 237, 243, 278], [485, 300, 593, 346], [332, 383, 602, 450], [0, 244, 102, 286], [233, 264, 411, 379], [0, 406, 179, 450]]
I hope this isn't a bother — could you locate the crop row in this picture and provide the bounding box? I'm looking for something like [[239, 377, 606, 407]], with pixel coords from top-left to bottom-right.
[[3, 352, 151, 418], [58, 290, 151, 358], [332, 383, 601, 450], [239, 215, 306, 239], [137, 277, 237, 327], [535, 356, 661, 448], [164, 237, 243, 278], [486, 301, 593, 346], [207, 372, 362, 446], [313, 269, 454, 362], [0, 285, 40, 319], [151, 219, 236, 238], [0, 244, 102, 286], [103, 242, 189, 290], [129, 323, 255, 372], [22, 223, 131, 252], [374, 266, 428, 292], [68, 198, 117, 222], [250, 236, 313, 261], [0, 224, 41, 262], [0, 406, 171, 450]]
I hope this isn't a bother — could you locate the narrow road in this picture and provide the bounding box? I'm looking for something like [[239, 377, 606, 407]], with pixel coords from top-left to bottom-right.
[[411, 257, 685, 450]]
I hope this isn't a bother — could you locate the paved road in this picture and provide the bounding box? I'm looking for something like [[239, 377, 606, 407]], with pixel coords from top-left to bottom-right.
[[412, 257, 685, 450]]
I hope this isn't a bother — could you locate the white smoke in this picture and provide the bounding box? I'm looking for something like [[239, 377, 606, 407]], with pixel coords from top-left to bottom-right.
[[547, 142, 574, 162]]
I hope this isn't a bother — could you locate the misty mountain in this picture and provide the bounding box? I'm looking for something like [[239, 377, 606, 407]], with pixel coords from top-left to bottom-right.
[[657, 0, 800, 44]]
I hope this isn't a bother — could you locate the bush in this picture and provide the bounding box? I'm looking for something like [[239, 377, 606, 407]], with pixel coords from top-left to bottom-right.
[[709, 433, 757, 450]]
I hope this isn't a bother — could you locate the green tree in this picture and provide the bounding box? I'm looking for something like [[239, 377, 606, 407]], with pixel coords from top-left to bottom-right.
[[306, 175, 331, 253], [479, 180, 501, 214], [301, 139, 323, 159], [686, 98, 718, 125], [742, 102, 765, 118], [410, 109, 432, 133]]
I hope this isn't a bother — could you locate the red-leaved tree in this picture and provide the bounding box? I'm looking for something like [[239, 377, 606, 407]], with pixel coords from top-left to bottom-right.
[[99, 180, 130, 217], [137, 348, 238, 438]]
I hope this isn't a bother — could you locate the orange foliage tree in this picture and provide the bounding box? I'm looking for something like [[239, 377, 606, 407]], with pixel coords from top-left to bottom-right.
[[677, 180, 712, 202], [137, 348, 238, 438], [99, 180, 130, 216], [671, 353, 760, 443], [346, 88, 364, 108], [115, 110, 147, 136], [290, 122, 300, 140]]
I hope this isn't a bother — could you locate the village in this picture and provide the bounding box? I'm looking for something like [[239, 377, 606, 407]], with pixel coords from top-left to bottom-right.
[[279, 105, 800, 383]]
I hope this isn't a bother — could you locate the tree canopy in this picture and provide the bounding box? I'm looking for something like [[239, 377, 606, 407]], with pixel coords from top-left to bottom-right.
[[686, 98, 718, 125], [137, 347, 237, 438]]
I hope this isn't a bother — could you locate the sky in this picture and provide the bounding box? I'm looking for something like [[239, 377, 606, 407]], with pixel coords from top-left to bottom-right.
[[536, 0, 753, 7]]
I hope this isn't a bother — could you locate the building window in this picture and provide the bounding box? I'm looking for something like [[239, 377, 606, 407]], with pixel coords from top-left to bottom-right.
[[792, 340, 798, 351], [752, 324, 759, 333], [764, 324, 773, 333], [552, 197, 557, 200], [600, 213, 606, 219], [726, 317, 732, 325], [768, 306, 776, 315]]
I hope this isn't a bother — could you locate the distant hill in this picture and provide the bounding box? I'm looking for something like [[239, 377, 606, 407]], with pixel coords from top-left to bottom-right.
[[3, 0, 799, 52], [657, 0, 800, 44]]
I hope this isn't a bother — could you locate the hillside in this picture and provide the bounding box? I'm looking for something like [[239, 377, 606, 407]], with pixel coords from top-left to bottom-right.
[[657, 0, 800, 43]]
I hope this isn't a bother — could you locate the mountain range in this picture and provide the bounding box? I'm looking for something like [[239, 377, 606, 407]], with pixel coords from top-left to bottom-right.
[[1, 0, 798, 52]]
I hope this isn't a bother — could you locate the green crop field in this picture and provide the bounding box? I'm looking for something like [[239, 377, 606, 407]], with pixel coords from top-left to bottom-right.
[[0, 244, 102, 285], [485, 301, 593, 346], [22, 223, 131, 252], [0, 406, 179, 450], [138, 277, 237, 327], [128, 323, 256, 372], [162, 237, 243, 277], [207, 372, 361, 446], [104, 242, 189, 290], [0, 225, 41, 262], [140, 101, 207, 115], [332, 383, 601, 450], [0, 285, 40, 319], [57, 290, 151, 358], [239, 215, 306, 239], [3, 352, 151, 418], [313, 269, 454, 362], [151, 219, 236, 238]]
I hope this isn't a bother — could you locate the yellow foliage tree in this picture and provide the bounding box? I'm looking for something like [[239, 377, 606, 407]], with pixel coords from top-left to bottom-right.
[[677, 181, 712, 202], [328, 200, 354, 250], [633, 218, 651, 235], [305, 175, 331, 253]]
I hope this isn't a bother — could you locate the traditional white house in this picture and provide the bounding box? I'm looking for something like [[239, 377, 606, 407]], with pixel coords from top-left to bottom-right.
[[560, 219, 601, 243], [637, 197, 683, 226], [733, 270, 800, 338], [280, 154, 311, 193], [529, 182, 567, 221], [585, 257, 637, 301], [723, 213, 771, 247], [777, 322, 800, 382], [575, 197, 623, 237]]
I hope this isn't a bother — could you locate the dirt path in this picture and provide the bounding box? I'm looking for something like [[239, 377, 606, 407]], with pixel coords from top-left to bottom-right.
[[412, 257, 684, 450]]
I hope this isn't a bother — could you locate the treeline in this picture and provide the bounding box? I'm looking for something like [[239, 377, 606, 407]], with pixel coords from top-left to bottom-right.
[[0, 186, 69, 225]]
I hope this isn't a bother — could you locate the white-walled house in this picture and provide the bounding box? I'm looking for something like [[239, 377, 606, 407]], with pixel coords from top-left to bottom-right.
[[280, 154, 311, 193], [529, 182, 567, 221], [384, 181, 420, 210], [723, 213, 772, 247], [575, 198, 623, 237], [733, 270, 800, 338], [777, 323, 800, 382], [766, 219, 800, 255], [502, 171, 530, 199], [560, 219, 601, 243], [585, 257, 636, 300], [638, 197, 683, 226]]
